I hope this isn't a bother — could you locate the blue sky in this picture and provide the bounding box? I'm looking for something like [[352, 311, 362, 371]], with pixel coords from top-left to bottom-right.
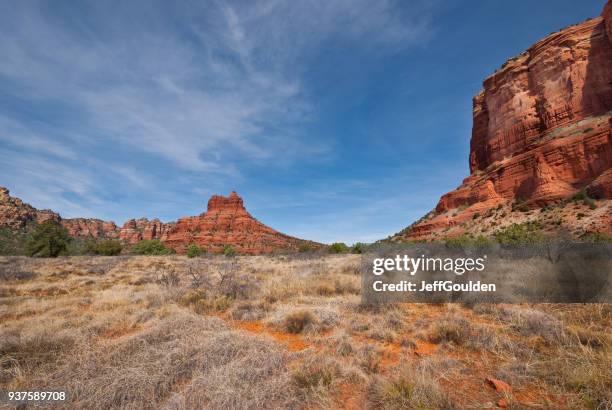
[[0, 0, 606, 244]]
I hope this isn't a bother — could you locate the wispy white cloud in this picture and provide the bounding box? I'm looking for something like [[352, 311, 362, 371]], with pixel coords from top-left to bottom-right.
[[0, 0, 438, 238]]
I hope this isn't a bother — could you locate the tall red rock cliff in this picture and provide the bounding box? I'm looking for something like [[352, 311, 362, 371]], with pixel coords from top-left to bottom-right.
[[393, 1, 612, 241], [0, 187, 315, 254]]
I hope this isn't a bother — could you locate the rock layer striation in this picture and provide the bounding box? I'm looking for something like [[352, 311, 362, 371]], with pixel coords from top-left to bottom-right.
[[395, 2, 612, 241]]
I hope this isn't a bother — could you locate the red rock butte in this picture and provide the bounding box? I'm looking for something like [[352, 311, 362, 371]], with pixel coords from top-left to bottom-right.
[[163, 191, 313, 254], [0, 188, 318, 254], [393, 0, 612, 241]]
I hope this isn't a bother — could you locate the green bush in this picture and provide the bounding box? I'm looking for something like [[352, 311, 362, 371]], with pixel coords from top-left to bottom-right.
[[0, 227, 29, 255], [298, 243, 314, 253], [131, 239, 174, 255], [25, 221, 70, 257], [511, 199, 529, 212], [445, 234, 491, 247], [95, 239, 122, 256], [571, 189, 587, 201], [223, 245, 236, 257], [64, 237, 97, 255], [580, 232, 612, 243], [328, 242, 349, 254], [186, 244, 203, 258], [351, 242, 366, 254], [494, 222, 546, 245]]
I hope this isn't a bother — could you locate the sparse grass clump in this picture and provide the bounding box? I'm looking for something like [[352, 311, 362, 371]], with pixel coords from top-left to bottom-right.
[[427, 315, 472, 345], [283, 310, 316, 333], [368, 361, 456, 409]]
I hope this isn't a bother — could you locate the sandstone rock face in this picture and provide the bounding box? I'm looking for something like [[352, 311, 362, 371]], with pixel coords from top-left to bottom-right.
[[0, 187, 314, 254], [395, 1, 612, 241], [164, 191, 312, 254], [62, 218, 119, 239], [0, 187, 61, 229], [118, 218, 173, 244]]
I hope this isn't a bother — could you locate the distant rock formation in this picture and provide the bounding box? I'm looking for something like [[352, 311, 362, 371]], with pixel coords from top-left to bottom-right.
[[164, 191, 312, 254], [391, 1, 612, 241], [0, 187, 316, 254]]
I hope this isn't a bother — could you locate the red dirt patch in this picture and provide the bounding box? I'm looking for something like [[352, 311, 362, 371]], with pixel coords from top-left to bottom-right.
[[414, 340, 437, 356], [232, 320, 310, 351], [100, 324, 142, 339]]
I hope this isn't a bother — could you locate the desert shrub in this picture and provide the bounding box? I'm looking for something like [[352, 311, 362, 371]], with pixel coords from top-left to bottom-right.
[[328, 242, 349, 254], [156, 270, 180, 287], [494, 221, 545, 245], [358, 345, 382, 374], [96, 239, 122, 256], [427, 316, 472, 345], [571, 189, 597, 209], [230, 301, 268, 321], [64, 237, 97, 255], [186, 264, 211, 288], [191, 295, 233, 314], [223, 245, 236, 257], [351, 242, 366, 254], [333, 332, 355, 356], [0, 227, 29, 255], [131, 239, 174, 255], [25, 221, 70, 257], [472, 212, 480, 220], [298, 243, 315, 253], [186, 244, 203, 258], [511, 199, 529, 212], [571, 189, 587, 201], [580, 232, 612, 243], [283, 310, 316, 333], [445, 234, 490, 247]]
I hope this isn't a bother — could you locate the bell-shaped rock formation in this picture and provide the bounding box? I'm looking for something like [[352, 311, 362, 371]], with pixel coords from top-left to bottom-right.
[[163, 191, 313, 254]]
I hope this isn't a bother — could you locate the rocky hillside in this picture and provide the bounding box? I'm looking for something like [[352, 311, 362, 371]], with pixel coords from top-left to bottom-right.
[[0, 187, 316, 254], [391, 1, 612, 242]]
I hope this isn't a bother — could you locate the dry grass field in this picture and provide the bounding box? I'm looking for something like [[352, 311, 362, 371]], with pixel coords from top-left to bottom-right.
[[1, 255, 611, 409]]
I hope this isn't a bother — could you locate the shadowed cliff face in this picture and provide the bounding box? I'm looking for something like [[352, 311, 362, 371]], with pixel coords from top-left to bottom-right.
[[394, 0, 612, 241], [0, 188, 316, 254]]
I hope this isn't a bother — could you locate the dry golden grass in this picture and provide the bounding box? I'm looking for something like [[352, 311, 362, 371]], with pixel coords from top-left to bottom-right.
[[0, 254, 610, 409]]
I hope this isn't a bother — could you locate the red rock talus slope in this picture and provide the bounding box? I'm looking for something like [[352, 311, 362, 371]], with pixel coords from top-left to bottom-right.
[[392, 2, 612, 241], [164, 191, 311, 254], [0, 187, 314, 254]]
